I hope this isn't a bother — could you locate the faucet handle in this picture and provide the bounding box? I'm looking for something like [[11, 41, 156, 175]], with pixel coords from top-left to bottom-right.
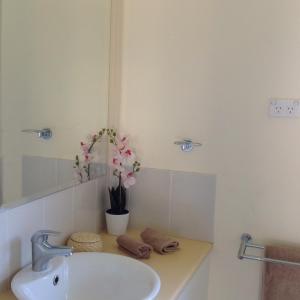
[[31, 230, 60, 244]]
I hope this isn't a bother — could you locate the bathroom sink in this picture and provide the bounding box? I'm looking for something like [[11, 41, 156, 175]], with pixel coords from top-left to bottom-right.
[[11, 252, 161, 300]]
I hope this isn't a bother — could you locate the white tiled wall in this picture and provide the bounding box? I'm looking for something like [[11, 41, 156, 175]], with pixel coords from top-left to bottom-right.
[[0, 176, 106, 292], [127, 168, 216, 242], [0, 213, 9, 291], [127, 168, 171, 231], [0, 167, 215, 293], [0, 158, 3, 205], [22, 156, 106, 197], [22, 156, 58, 197]]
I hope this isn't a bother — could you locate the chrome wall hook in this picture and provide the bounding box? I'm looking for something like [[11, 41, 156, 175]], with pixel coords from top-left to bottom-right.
[[21, 128, 52, 140], [174, 139, 202, 152]]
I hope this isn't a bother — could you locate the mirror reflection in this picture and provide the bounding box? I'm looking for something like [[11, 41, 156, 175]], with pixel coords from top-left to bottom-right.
[[0, 0, 111, 208]]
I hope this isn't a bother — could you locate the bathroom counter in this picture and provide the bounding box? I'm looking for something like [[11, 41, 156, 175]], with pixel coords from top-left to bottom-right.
[[102, 230, 212, 300], [0, 230, 212, 300], [0, 292, 14, 300]]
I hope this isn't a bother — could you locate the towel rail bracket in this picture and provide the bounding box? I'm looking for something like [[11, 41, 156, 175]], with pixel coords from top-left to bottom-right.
[[238, 233, 300, 267]]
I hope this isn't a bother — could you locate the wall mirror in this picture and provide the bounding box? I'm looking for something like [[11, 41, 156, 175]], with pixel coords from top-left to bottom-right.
[[0, 0, 111, 209]]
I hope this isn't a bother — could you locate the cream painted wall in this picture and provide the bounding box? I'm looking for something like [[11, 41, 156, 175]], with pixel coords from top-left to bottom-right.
[[1, 0, 110, 160], [111, 1, 300, 299], [1, 0, 110, 203]]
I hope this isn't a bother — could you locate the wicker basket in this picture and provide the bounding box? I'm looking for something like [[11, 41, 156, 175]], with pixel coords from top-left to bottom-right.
[[67, 232, 103, 252]]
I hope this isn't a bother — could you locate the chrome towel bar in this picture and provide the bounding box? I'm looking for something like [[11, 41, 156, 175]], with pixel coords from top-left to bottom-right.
[[238, 233, 300, 267]]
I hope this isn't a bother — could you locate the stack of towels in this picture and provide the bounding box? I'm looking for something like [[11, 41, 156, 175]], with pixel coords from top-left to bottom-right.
[[116, 228, 180, 259]]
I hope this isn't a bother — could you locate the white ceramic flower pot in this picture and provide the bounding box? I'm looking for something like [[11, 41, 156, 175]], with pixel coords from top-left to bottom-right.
[[105, 210, 129, 236]]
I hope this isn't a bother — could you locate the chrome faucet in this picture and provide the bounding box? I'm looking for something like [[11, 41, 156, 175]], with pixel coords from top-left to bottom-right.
[[31, 230, 72, 272]]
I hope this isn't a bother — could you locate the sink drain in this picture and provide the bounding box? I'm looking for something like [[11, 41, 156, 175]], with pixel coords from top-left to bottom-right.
[[53, 275, 60, 286]]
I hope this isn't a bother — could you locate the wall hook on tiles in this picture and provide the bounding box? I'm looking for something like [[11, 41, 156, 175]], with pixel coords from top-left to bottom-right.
[[174, 139, 202, 152]]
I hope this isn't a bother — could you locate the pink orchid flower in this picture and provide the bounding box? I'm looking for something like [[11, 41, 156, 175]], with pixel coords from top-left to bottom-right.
[[84, 154, 93, 163], [122, 171, 136, 189], [112, 151, 123, 165], [81, 142, 89, 154], [119, 147, 136, 165], [116, 136, 129, 152], [112, 155, 125, 173], [122, 148, 133, 158], [112, 157, 119, 165]]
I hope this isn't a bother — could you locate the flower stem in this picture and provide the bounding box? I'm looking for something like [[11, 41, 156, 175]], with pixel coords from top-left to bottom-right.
[[119, 174, 122, 214]]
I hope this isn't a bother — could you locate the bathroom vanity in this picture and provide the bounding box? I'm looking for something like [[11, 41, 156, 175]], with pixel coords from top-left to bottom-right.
[[101, 230, 212, 300], [0, 230, 212, 300]]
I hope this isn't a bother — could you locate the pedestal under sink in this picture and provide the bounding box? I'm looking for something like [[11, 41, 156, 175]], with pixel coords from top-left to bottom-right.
[[11, 252, 161, 300]]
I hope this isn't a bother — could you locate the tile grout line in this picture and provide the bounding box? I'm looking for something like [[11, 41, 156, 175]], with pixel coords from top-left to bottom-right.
[[168, 171, 173, 232], [55, 159, 59, 187], [96, 178, 101, 232], [3, 212, 9, 285], [93, 180, 98, 232], [42, 198, 46, 227], [71, 185, 75, 233]]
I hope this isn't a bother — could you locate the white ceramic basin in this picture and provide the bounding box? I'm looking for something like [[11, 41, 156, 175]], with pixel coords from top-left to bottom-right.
[[11, 252, 161, 300]]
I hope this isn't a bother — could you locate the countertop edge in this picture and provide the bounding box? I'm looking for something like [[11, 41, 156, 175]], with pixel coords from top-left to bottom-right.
[[170, 246, 212, 299]]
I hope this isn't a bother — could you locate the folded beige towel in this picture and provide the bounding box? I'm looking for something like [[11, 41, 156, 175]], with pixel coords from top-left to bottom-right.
[[116, 235, 152, 259], [264, 245, 300, 300], [141, 228, 179, 254]]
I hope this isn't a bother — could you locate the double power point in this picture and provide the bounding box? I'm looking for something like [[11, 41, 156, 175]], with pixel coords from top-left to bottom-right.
[[269, 99, 300, 118]]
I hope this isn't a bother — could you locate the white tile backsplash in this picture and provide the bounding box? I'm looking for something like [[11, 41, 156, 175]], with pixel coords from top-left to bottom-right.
[[22, 156, 106, 198], [44, 188, 74, 244], [0, 158, 3, 206], [128, 168, 171, 231], [6, 200, 44, 275], [22, 156, 58, 197], [0, 177, 105, 293], [96, 176, 107, 229], [127, 168, 216, 242], [0, 213, 9, 291], [57, 158, 76, 187], [0, 167, 215, 294], [74, 180, 101, 233]]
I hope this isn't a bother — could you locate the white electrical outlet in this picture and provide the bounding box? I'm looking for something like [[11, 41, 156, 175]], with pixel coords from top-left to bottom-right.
[[269, 99, 300, 118]]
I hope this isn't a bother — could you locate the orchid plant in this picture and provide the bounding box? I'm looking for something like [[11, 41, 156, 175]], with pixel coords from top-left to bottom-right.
[[74, 129, 141, 214], [107, 129, 140, 214], [74, 129, 106, 182], [107, 129, 140, 188]]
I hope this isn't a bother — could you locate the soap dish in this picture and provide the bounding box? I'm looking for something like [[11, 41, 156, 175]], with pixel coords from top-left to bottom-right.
[[67, 232, 103, 252]]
